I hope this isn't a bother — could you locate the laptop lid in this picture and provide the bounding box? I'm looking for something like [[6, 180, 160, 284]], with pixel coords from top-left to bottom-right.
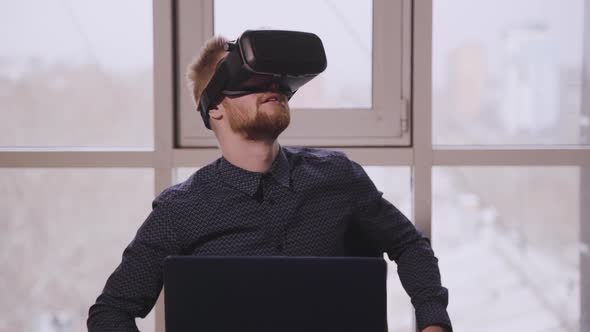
[[164, 256, 387, 332]]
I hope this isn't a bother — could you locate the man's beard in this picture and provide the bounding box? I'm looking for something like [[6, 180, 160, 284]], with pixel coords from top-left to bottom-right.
[[224, 98, 290, 140]]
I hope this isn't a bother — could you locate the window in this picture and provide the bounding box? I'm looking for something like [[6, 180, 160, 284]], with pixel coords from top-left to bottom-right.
[[175, 0, 412, 147], [432, 0, 588, 145], [0, 0, 154, 148], [428, 0, 590, 330], [3, 1, 588, 331], [433, 167, 582, 331], [0, 168, 155, 332], [214, 0, 372, 109], [0, 0, 158, 330]]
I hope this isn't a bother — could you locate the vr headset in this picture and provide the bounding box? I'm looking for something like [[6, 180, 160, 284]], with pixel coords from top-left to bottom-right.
[[197, 29, 328, 129]]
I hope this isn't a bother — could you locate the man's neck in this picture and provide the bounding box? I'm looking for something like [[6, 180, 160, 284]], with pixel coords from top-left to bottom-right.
[[219, 136, 280, 173]]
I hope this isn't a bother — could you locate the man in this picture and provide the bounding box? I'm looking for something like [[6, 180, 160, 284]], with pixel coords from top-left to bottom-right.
[[88, 33, 452, 332]]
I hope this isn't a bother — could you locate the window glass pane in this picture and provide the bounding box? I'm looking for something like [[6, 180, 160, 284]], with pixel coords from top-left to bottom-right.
[[0, 1, 153, 147], [432, 0, 588, 145], [433, 167, 585, 331], [0, 168, 155, 332], [177, 165, 414, 331], [214, 0, 372, 109]]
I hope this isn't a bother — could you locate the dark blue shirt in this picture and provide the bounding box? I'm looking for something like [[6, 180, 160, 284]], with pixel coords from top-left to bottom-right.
[[88, 146, 452, 331]]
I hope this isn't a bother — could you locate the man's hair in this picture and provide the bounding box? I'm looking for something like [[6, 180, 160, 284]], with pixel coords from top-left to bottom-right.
[[187, 36, 229, 106]]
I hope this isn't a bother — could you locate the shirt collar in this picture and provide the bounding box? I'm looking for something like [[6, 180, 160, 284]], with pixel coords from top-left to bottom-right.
[[216, 146, 291, 197]]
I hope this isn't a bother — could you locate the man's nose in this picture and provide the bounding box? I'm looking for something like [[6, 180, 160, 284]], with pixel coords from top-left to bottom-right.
[[268, 81, 281, 92]]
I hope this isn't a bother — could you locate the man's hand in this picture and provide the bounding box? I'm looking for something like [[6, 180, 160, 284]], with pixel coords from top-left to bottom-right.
[[422, 325, 446, 332]]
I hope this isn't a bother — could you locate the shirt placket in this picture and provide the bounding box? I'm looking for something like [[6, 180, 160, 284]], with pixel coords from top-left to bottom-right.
[[259, 174, 285, 254]]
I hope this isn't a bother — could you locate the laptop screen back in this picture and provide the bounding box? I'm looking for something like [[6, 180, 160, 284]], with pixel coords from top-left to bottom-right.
[[164, 256, 387, 332]]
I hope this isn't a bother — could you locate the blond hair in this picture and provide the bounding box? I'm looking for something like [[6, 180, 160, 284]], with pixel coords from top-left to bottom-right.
[[186, 36, 229, 106]]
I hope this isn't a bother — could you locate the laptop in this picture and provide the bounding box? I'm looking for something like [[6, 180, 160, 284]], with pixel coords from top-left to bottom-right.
[[164, 256, 387, 332]]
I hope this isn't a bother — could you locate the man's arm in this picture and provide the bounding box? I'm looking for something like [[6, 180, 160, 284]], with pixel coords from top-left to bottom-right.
[[87, 195, 181, 332], [347, 160, 453, 332]]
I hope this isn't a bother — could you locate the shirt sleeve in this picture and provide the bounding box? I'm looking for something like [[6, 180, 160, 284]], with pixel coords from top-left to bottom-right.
[[87, 194, 181, 332], [347, 159, 453, 332]]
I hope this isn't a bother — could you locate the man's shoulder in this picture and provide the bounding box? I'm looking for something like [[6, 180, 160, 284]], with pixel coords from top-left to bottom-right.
[[283, 146, 353, 179], [154, 160, 219, 205]]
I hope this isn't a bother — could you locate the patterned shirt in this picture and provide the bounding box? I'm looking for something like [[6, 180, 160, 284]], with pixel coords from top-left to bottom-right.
[[88, 146, 452, 331]]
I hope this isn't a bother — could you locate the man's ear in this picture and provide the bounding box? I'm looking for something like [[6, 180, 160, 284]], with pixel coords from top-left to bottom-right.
[[209, 105, 223, 120]]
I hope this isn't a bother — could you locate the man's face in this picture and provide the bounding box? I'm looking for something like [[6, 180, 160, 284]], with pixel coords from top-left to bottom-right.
[[220, 90, 290, 140]]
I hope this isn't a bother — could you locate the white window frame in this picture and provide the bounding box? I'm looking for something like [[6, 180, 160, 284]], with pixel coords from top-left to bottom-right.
[[175, 0, 413, 147], [0, 1, 588, 331]]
